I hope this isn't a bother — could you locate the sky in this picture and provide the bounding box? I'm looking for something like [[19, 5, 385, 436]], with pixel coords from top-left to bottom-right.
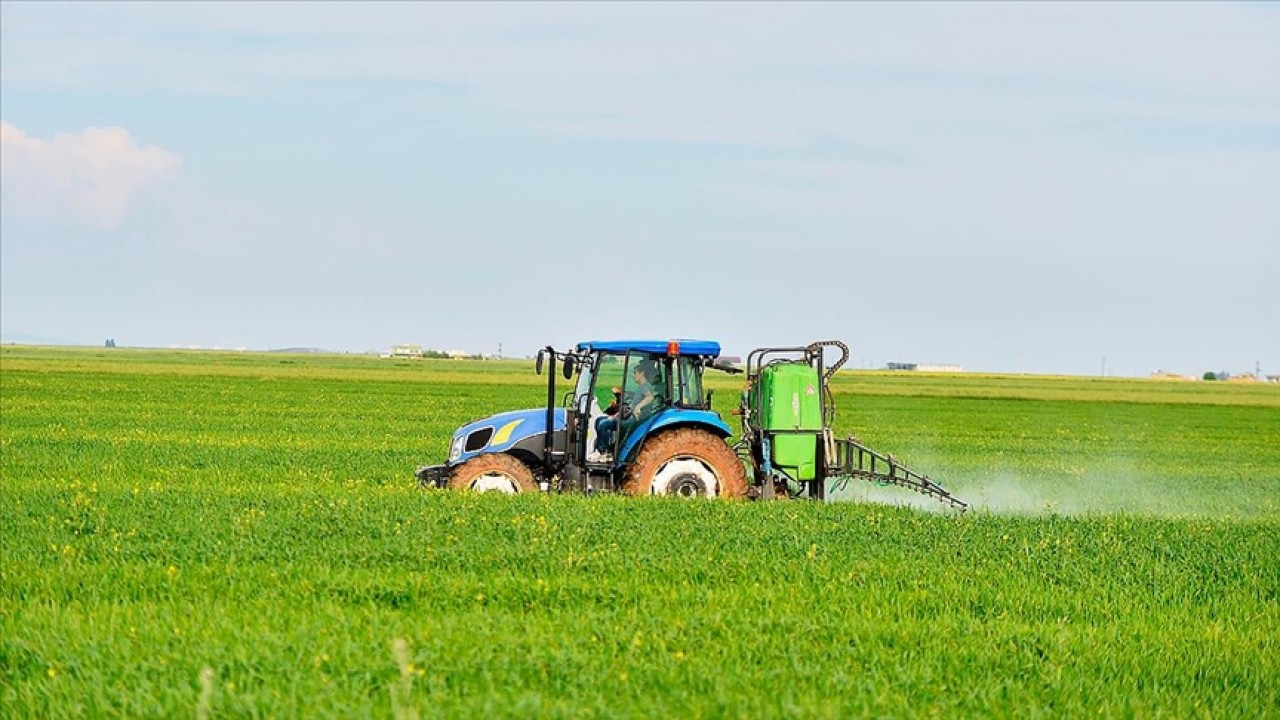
[[1, 2, 1277, 377]]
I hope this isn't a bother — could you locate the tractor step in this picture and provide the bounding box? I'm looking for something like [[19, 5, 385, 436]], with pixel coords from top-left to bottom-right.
[[830, 437, 969, 512]]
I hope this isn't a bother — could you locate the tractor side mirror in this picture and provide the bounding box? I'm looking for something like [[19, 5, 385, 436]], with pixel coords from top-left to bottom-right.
[[562, 355, 576, 380], [535, 350, 545, 375], [711, 359, 743, 375]]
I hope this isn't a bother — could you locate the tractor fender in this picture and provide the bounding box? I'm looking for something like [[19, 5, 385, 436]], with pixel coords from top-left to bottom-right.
[[618, 409, 733, 462]]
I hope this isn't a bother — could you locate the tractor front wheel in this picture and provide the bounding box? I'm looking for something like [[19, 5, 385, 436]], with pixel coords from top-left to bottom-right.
[[447, 453, 538, 494], [622, 429, 748, 499]]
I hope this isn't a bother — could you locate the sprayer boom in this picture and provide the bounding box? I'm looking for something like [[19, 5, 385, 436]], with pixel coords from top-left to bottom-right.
[[831, 436, 969, 511]]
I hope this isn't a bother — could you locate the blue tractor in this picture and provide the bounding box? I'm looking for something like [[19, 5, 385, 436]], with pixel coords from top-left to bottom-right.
[[417, 339, 746, 498], [416, 338, 967, 508]]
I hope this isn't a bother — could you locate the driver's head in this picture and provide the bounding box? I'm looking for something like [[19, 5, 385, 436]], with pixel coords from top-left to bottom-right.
[[633, 361, 655, 383]]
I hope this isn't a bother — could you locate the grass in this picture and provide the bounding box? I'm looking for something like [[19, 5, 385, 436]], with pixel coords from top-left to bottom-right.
[[2, 345, 1278, 717]]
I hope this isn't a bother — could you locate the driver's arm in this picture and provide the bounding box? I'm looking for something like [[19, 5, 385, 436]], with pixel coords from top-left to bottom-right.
[[632, 388, 655, 418]]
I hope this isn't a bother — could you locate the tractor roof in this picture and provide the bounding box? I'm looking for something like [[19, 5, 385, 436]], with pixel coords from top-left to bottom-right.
[[576, 339, 721, 358]]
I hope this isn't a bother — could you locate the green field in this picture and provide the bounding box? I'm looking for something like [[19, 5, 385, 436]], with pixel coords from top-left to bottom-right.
[[2, 345, 1278, 717]]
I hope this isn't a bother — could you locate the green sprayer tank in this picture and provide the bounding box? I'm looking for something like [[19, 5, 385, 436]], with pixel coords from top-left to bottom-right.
[[753, 362, 823, 481]]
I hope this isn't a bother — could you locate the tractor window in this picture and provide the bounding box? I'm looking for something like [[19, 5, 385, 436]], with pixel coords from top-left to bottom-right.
[[591, 354, 626, 412], [572, 354, 595, 406], [621, 352, 667, 422], [609, 352, 671, 455], [674, 357, 704, 407]]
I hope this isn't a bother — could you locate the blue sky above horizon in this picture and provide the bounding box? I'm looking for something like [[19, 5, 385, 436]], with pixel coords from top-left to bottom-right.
[[2, 2, 1277, 376]]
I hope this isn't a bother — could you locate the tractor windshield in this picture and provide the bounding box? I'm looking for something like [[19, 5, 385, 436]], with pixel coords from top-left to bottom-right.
[[572, 354, 596, 406], [587, 354, 627, 412]]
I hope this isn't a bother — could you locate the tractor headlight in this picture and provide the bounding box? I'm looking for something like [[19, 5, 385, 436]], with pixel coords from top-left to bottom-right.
[[448, 435, 464, 462]]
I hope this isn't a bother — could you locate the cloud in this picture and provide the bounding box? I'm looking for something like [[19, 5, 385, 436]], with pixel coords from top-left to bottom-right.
[[0, 121, 181, 227]]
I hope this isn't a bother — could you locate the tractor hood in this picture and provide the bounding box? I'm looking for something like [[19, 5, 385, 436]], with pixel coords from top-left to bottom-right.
[[448, 407, 566, 466]]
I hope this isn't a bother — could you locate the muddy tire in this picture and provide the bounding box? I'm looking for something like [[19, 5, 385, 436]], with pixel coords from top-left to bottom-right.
[[447, 453, 537, 494], [622, 428, 748, 499]]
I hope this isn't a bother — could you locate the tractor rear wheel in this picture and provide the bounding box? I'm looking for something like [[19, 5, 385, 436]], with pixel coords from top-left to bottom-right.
[[448, 453, 537, 494], [622, 428, 748, 499]]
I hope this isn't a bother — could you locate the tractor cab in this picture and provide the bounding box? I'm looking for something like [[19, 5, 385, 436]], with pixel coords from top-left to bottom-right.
[[569, 340, 724, 467]]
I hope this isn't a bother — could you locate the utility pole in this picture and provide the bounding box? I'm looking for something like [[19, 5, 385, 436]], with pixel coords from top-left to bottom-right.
[[1101, 356, 1106, 378], [498, 342, 503, 360]]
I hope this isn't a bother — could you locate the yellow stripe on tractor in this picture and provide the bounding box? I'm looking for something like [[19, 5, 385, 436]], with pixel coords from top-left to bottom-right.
[[491, 419, 524, 446]]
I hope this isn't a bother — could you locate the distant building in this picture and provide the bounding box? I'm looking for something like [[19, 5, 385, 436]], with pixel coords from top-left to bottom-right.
[[1226, 373, 1262, 383], [1149, 371, 1193, 381], [919, 364, 963, 373], [446, 349, 471, 359], [886, 362, 963, 373], [390, 344, 423, 358]]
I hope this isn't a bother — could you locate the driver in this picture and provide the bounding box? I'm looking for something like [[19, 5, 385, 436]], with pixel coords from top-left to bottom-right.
[[593, 360, 657, 455]]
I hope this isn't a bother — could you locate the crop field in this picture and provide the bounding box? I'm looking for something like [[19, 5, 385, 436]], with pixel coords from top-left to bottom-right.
[[2, 345, 1278, 718]]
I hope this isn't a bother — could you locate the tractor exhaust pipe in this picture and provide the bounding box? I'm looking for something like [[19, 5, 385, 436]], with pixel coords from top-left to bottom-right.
[[542, 346, 556, 479]]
